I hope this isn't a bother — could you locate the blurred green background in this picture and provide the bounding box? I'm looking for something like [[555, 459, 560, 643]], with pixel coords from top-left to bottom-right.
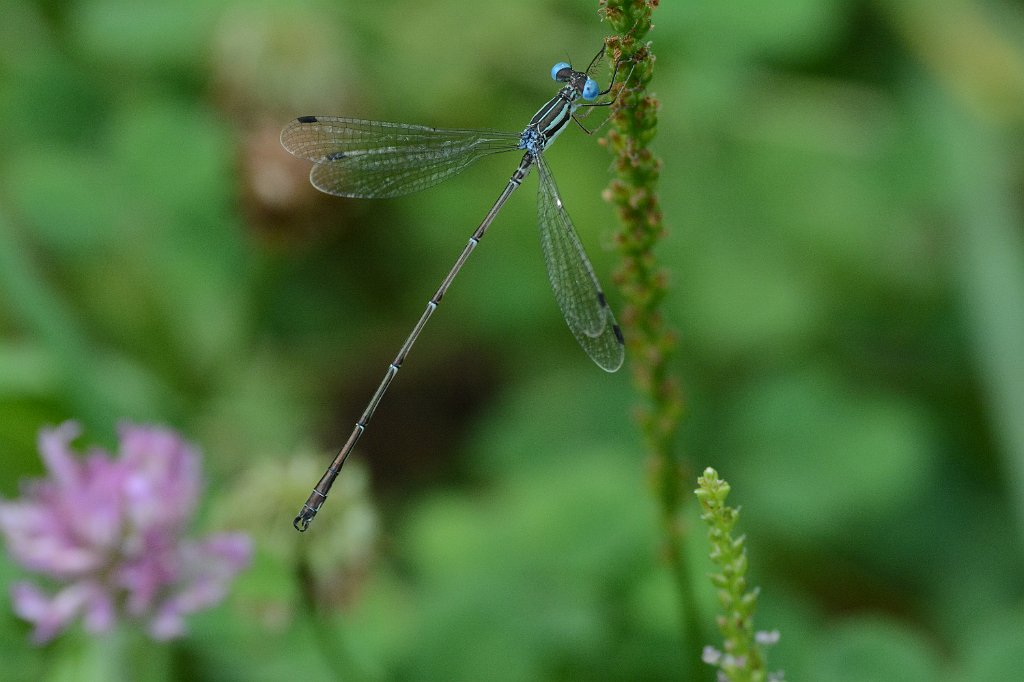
[[2, 0, 1023, 680]]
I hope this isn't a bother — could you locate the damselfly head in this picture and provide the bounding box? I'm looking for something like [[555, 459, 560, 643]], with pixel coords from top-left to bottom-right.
[[551, 62, 601, 101]]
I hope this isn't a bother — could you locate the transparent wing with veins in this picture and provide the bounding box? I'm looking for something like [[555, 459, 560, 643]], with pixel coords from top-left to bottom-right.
[[535, 154, 624, 372], [281, 116, 521, 199]]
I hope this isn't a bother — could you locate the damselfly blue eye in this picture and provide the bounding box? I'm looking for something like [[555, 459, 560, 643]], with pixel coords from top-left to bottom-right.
[[582, 78, 599, 101], [551, 62, 571, 81]]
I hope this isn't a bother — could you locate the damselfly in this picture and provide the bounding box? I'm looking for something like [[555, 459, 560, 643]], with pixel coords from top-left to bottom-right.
[[283, 45, 627, 531]]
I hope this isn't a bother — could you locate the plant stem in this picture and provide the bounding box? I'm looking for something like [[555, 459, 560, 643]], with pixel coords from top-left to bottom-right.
[[599, 0, 703, 676]]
